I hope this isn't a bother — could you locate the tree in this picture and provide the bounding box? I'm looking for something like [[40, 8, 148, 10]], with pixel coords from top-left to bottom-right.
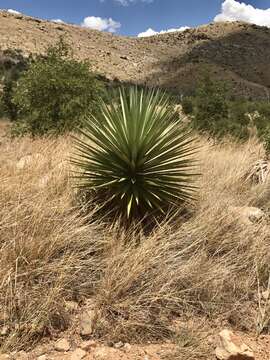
[[192, 75, 230, 137], [0, 49, 30, 120], [12, 38, 104, 136]]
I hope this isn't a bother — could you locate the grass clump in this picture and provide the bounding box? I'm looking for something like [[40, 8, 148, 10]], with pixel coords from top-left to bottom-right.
[[0, 129, 270, 355]]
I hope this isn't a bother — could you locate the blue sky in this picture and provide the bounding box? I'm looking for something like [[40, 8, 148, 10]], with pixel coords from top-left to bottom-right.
[[0, 0, 269, 36]]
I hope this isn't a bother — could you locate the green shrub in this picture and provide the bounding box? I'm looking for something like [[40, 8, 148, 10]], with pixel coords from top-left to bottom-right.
[[181, 96, 194, 115], [0, 49, 30, 120], [191, 75, 230, 137], [72, 87, 197, 221], [12, 38, 104, 136]]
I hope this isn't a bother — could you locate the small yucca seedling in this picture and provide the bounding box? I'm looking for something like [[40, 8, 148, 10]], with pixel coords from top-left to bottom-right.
[[72, 87, 197, 220]]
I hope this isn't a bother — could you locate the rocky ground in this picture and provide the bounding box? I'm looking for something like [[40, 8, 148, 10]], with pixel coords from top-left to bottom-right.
[[1, 329, 270, 360], [1, 298, 270, 360]]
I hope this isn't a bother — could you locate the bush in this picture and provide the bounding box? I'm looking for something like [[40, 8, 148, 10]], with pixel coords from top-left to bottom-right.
[[181, 96, 194, 115], [188, 77, 270, 141], [0, 49, 30, 120], [73, 87, 197, 221], [191, 75, 230, 137], [12, 38, 104, 136]]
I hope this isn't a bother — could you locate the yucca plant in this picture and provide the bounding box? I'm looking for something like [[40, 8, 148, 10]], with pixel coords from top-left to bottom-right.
[[72, 87, 198, 220]]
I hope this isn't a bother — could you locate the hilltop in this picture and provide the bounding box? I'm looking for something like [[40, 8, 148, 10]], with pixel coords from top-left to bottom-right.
[[0, 11, 270, 98]]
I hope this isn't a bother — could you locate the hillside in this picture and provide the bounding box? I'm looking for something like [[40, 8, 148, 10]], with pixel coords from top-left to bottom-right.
[[0, 10, 270, 99]]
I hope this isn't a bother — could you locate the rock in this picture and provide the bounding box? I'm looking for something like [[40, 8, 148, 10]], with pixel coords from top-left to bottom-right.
[[65, 300, 79, 312], [215, 329, 254, 360], [93, 347, 121, 360], [37, 356, 47, 360], [123, 343, 131, 351], [70, 348, 87, 360], [0, 355, 10, 360], [0, 326, 9, 336], [229, 206, 265, 225], [54, 338, 71, 352], [114, 341, 124, 349], [80, 310, 96, 336], [35, 345, 51, 357], [80, 340, 97, 351], [16, 351, 28, 359]]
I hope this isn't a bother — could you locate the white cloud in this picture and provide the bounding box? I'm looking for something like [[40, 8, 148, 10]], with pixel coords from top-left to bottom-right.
[[51, 19, 65, 24], [107, 0, 153, 6], [6, 9, 21, 15], [214, 0, 270, 27], [81, 16, 121, 32], [138, 26, 189, 37], [138, 28, 157, 37]]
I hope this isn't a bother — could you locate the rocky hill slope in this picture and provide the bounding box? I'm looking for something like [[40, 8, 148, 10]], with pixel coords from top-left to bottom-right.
[[0, 11, 269, 99]]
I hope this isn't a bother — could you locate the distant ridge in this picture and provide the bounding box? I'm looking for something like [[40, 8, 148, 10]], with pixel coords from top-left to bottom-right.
[[0, 11, 269, 99]]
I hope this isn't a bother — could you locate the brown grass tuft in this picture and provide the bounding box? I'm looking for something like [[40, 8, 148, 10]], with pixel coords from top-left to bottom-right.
[[0, 131, 270, 352]]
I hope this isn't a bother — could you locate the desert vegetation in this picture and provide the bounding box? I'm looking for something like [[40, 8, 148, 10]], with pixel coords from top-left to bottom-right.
[[0, 38, 104, 137], [182, 74, 270, 147], [73, 87, 197, 221], [0, 35, 270, 359], [1, 115, 270, 358]]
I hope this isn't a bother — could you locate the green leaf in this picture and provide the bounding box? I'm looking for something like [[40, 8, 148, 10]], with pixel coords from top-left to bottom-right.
[[72, 86, 198, 221]]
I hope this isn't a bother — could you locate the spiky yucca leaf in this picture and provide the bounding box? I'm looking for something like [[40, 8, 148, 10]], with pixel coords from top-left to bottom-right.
[[72, 87, 197, 219]]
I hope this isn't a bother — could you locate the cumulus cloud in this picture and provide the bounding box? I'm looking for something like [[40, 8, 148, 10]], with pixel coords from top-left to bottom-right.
[[81, 16, 121, 32], [115, 0, 153, 5], [138, 26, 189, 37], [214, 0, 270, 27], [51, 19, 65, 24], [4, 9, 21, 15]]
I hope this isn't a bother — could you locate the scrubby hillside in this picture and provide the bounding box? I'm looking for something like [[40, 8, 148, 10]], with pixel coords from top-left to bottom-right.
[[0, 11, 269, 99]]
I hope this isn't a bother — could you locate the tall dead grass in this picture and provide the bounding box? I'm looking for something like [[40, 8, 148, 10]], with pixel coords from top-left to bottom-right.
[[0, 130, 270, 351]]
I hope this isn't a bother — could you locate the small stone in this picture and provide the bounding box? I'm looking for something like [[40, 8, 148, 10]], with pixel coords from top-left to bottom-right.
[[65, 301, 79, 312], [0, 355, 10, 360], [16, 351, 28, 359], [229, 206, 265, 225], [0, 326, 9, 336], [80, 310, 95, 336], [70, 348, 87, 360], [123, 343, 131, 351], [35, 345, 50, 356], [93, 347, 121, 360], [215, 329, 254, 360], [80, 340, 97, 351], [37, 356, 47, 360], [54, 338, 71, 352], [114, 341, 124, 349]]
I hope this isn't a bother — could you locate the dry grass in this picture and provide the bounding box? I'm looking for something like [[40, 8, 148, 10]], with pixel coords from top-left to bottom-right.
[[0, 127, 270, 353]]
